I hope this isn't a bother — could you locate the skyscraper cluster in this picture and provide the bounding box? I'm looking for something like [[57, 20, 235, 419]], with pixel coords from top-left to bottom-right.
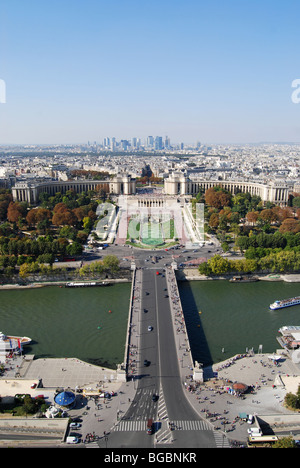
[[102, 136, 172, 151]]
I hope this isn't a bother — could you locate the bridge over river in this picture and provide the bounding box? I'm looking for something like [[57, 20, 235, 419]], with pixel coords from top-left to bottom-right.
[[116, 265, 219, 448], [125, 265, 203, 384]]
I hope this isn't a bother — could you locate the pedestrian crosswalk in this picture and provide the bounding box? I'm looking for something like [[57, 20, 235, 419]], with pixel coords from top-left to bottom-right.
[[114, 420, 148, 431], [114, 419, 211, 432], [169, 420, 212, 431], [111, 383, 231, 448], [85, 441, 100, 448], [213, 431, 231, 448]]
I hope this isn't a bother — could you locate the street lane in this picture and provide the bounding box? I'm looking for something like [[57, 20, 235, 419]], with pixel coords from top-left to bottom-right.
[[154, 268, 216, 448], [107, 267, 217, 448]]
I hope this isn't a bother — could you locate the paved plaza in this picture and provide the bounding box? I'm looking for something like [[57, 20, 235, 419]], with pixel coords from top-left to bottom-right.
[[2, 349, 299, 446]]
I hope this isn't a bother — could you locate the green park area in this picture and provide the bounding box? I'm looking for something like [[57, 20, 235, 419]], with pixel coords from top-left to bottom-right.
[[126, 215, 178, 248]]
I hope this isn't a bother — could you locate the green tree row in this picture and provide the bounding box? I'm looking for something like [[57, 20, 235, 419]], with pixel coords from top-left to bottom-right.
[[198, 250, 300, 276], [0, 236, 83, 259], [235, 231, 300, 252], [78, 256, 120, 277]]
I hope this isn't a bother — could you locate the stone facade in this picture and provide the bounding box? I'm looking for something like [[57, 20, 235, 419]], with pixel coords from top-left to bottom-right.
[[12, 174, 136, 204], [164, 172, 292, 205], [11, 171, 294, 206]]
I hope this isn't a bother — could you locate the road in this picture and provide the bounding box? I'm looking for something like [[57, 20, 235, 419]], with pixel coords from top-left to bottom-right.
[[107, 268, 216, 448], [80, 233, 224, 270], [44, 238, 225, 448]]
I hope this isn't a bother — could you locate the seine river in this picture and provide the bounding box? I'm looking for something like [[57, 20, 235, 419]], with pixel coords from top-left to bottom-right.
[[179, 279, 300, 367], [0, 280, 299, 369], [0, 284, 131, 369]]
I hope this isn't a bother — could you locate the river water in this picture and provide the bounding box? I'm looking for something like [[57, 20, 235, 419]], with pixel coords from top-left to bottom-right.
[[0, 284, 131, 369], [0, 280, 299, 369], [179, 279, 300, 367]]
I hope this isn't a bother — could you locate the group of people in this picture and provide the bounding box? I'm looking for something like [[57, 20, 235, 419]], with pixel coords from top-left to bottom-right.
[[214, 353, 249, 372], [84, 432, 99, 443]]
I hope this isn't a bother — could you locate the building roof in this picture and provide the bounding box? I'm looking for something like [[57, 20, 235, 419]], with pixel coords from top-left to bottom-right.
[[54, 390, 75, 406]]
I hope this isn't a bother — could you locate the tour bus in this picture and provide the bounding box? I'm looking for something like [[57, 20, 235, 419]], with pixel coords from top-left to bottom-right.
[[247, 435, 278, 447]]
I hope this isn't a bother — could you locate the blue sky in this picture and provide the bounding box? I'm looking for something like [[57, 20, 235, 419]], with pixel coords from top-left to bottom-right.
[[0, 0, 300, 145]]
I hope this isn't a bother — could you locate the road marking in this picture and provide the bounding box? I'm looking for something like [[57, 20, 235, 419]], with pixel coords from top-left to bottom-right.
[[169, 420, 211, 431], [85, 441, 100, 448], [113, 420, 147, 431], [213, 431, 231, 448], [155, 420, 174, 445]]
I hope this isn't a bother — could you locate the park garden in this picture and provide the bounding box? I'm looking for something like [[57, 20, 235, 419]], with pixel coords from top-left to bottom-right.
[[196, 186, 300, 276]]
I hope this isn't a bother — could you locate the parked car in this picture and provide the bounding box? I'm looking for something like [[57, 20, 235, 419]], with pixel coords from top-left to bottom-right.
[[70, 422, 81, 428]]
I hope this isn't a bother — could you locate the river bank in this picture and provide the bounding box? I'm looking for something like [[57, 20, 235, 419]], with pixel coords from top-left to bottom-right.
[[0, 277, 131, 289], [0, 268, 300, 289], [177, 269, 300, 283]]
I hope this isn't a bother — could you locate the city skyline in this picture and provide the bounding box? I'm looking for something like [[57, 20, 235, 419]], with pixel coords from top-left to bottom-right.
[[1, 1, 300, 145]]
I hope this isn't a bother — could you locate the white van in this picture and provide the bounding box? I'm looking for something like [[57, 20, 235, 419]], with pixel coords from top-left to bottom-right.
[[66, 436, 79, 444], [247, 427, 261, 436], [247, 414, 254, 424]]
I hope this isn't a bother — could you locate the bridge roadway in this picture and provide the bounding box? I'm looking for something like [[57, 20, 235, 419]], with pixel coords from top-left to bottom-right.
[[109, 267, 217, 449]]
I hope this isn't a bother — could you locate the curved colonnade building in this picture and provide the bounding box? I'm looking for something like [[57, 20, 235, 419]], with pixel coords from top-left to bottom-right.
[[12, 171, 293, 205], [164, 172, 292, 205], [12, 174, 136, 204]]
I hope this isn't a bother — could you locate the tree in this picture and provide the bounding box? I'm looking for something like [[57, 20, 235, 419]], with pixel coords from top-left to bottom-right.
[[284, 390, 300, 409], [83, 216, 93, 231], [292, 196, 300, 208], [26, 209, 38, 226], [7, 202, 26, 223], [53, 202, 68, 213], [279, 218, 300, 234], [235, 236, 250, 252], [207, 255, 230, 275], [259, 209, 278, 224], [36, 219, 51, 234], [242, 258, 258, 272], [221, 241, 229, 253], [232, 192, 251, 217], [205, 187, 231, 210], [22, 394, 36, 415], [36, 208, 52, 223], [209, 213, 219, 229], [102, 255, 120, 273], [37, 253, 54, 264], [52, 209, 77, 227], [198, 261, 212, 276], [246, 210, 259, 225], [73, 206, 87, 221], [19, 263, 33, 278], [66, 242, 83, 256], [272, 436, 296, 448]]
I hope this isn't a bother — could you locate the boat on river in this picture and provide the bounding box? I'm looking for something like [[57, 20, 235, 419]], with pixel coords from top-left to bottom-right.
[[277, 326, 300, 350], [65, 282, 111, 288], [229, 275, 259, 283], [0, 331, 31, 353], [270, 296, 300, 310]]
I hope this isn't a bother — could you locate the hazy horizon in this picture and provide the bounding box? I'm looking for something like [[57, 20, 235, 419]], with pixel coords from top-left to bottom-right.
[[1, 0, 300, 146]]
